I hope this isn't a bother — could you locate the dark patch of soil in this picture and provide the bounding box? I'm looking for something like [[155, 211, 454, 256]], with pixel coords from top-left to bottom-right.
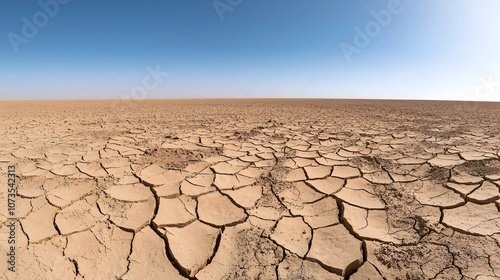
[[455, 159, 500, 177], [233, 128, 262, 141], [373, 242, 450, 280], [425, 166, 450, 183], [134, 147, 221, 170]]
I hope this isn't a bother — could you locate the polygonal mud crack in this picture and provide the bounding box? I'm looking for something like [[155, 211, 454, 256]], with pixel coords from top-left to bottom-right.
[[196, 222, 284, 279], [163, 220, 220, 277], [306, 224, 364, 276]]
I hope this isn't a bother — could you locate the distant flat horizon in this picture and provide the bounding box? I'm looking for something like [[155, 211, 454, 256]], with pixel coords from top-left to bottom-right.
[[0, 97, 498, 103]]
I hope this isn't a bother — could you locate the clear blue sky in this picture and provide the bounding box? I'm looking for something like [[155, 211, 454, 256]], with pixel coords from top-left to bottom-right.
[[1, 0, 499, 100]]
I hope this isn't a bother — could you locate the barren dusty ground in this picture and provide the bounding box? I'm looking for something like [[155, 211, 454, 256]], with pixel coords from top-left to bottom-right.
[[0, 99, 499, 280]]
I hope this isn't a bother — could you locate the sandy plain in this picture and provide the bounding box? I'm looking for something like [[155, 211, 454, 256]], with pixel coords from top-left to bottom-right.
[[0, 99, 499, 280]]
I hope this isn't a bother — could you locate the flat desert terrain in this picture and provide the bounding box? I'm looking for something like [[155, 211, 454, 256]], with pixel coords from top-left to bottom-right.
[[1, 99, 500, 280]]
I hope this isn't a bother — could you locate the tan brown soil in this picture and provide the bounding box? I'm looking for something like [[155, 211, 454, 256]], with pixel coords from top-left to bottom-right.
[[0, 99, 499, 280]]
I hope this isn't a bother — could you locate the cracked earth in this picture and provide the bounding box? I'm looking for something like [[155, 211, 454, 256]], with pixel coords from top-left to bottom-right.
[[1, 99, 500, 279]]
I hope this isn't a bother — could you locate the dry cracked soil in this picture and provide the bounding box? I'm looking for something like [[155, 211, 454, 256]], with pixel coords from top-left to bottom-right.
[[0, 99, 499, 280]]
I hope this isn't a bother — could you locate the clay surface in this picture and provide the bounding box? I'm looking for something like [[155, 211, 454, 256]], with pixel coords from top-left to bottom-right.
[[0, 99, 499, 279]]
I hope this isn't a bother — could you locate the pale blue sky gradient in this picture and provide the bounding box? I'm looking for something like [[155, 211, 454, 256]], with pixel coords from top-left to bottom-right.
[[1, 0, 499, 100]]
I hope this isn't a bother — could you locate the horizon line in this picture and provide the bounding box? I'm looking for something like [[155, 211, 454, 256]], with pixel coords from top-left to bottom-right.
[[0, 97, 497, 103]]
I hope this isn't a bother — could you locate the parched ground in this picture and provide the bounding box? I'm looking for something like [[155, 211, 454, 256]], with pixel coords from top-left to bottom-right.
[[0, 99, 499, 280]]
